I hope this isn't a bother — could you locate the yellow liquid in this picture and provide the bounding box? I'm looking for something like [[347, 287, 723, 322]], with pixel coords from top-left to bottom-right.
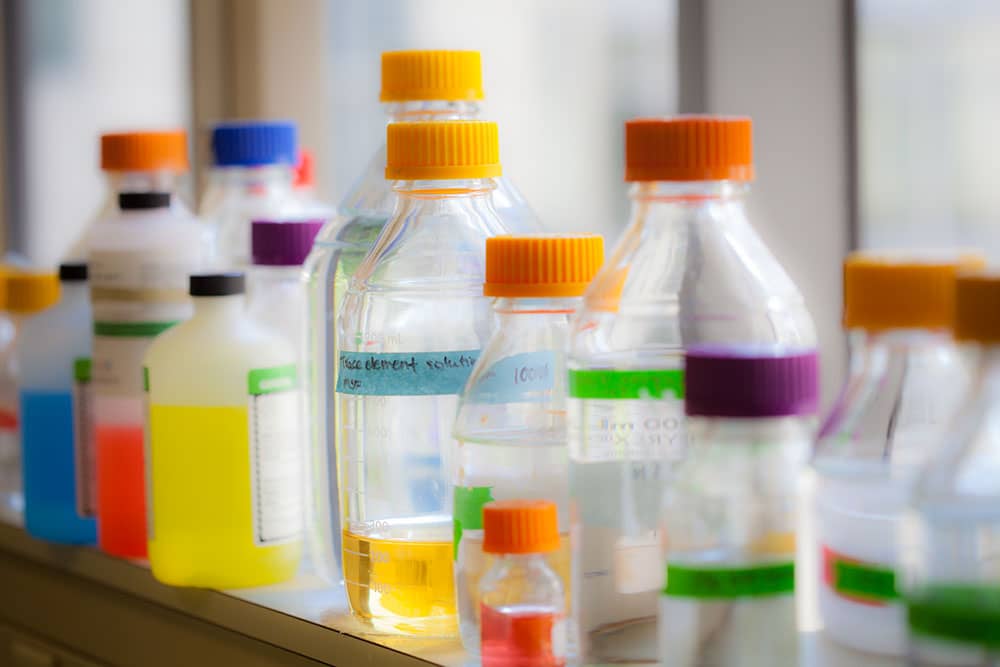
[[148, 404, 300, 588], [343, 529, 457, 636]]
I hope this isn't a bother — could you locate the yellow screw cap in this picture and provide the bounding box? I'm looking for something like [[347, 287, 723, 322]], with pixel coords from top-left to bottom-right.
[[956, 272, 1000, 343], [380, 50, 484, 103], [6, 271, 59, 314], [843, 252, 985, 331], [386, 121, 501, 181], [485, 234, 605, 298]]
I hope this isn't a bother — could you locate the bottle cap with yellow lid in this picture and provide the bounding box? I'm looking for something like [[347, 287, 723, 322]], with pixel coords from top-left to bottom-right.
[[482, 499, 559, 555], [386, 120, 501, 181], [843, 252, 985, 331], [101, 130, 189, 172], [625, 116, 753, 182], [380, 50, 484, 103], [484, 234, 604, 298], [955, 272, 1000, 344], [6, 271, 59, 314]]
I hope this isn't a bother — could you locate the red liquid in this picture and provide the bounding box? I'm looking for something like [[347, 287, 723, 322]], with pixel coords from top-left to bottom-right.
[[481, 603, 565, 667], [96, 424, 147, 558]]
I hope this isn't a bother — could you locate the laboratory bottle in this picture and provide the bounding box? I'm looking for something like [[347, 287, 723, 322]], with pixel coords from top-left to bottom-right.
[[19, 264, 96, 543], [479, 500, 567, 667], [0, 272, 60, 522], [452, 234, 604, 653], [902, 271, 1000, 666], [291, 149, 336, 220], [660, 345, 817, 667], [200, 120, 299, 268], [90, 130, 209, 559], [304, 49, 540, 585], [806, 253, 980, 656], [567, 116, 817, 663], [337, 120, 510, 635], [144, 273, 301, 587]]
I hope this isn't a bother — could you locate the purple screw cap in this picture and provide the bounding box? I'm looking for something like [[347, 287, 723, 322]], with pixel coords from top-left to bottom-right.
[[684, 344, 819, 418], [251, 219, 324, 266]]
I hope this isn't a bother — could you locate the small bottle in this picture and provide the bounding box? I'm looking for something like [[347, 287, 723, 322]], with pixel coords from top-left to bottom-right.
[[479, 500, 567, 667], [0, 272, 60, 522], [660, 346, 817, 667], [453, 234, 604, 653], [805, 253, 979, 656], [337, 120, 511, 635], [19, 264, 96, 543], [568, 117, 816, 663], [903, 271, 1000, 665], [200, 121, 299, 268], [89, 130, 208, 559], [144, 273, 302, 587], [305, 50, 540, 584]]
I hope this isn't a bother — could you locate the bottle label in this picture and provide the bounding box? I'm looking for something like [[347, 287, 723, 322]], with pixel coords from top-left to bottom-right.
[[248, 364, 301, 545], [663, 562, 795, 598], [908, 585, 1000, 647], [822, 545, 898, 605], [336, 350, 480, 396], [465, 351, 556, 404], [452, 485, 494, 560], [72, 357, 96, 518]]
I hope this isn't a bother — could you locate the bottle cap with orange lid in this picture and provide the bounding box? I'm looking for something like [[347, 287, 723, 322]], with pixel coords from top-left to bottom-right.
[[380, 50, 484, 103], [625, 116, 753, 182], [5, 271, 60, 314], [101, 130, 189, 172], [955, 271, 1000, 344], [484, 235, 605, 298], [386, 121, 500, 181], [482, 499, 560, 555], [843, 252, 985, 332]]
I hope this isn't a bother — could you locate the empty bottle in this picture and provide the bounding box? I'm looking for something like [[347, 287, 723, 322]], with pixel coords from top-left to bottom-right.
[[20, 264, 95, 543], [567, 116, 816, 662]]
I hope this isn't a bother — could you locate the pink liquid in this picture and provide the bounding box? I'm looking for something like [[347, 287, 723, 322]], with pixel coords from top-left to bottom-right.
[[96, 424, 147, 558], [481, 603, 565, 667]]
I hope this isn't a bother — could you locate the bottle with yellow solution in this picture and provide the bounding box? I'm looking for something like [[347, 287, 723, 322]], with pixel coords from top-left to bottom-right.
[[452, 234, 603, 654], [144, 273, 301, 588], [336, 121, 513, 635]]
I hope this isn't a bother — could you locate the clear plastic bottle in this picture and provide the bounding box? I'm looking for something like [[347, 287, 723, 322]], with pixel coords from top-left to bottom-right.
[[660, 346, 817, 667], [452, 234, 603, 653], [305, 49, 540, 585], [479, 500, 567, 667], [19, 264, 96, 543], [337, 120, 510, 635], [89, 131, 209, 559], [200, 121, 299, 268], [145, 273, 301, 587], [902, 272, 1000, 666], [804, 254, 979, 656], [567, 116, 816, 662], [0, 272, 60, 523]]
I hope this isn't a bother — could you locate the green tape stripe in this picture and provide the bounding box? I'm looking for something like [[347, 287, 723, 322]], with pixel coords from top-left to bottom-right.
[[568, 369, 684, 400], [908, 586, 1000, 647], [452, 486, 493, 560], [94, 321, 179, 337], [143, 366, 149, 392], [248, 364, 298, 396], [834, 560, 898, 601], [74, 357, 91, 383], [664, 562, 794, 599]]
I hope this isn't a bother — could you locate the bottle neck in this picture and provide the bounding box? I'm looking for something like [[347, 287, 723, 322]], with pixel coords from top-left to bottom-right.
[[630, 180, 749, 204], [494, 296, 580, 319], [850, 327, 952, 356], [60, 282, 89, 302], [209, 163, 294, 191], [192, 294, 245, 320], [106, 170, 184, 195], [383, 99, 481, 123]]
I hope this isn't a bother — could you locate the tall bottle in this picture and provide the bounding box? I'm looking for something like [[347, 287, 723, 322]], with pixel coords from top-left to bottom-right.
[[89, 130, 208, 559], [452, 234, 603, 652], [337, 120, 511, 635], [200, 121, 299, 268], [806, 253, 979, 655], [20, 264, 96, 543], [903, 271, 1000, 666], [145, 273, 301, 587], [0, 272, 60, 522], [304, 49, 540, 584], [567, 116, 816, 662], [660, 346, 817, 667]]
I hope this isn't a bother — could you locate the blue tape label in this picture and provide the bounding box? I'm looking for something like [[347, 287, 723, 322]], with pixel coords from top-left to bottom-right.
[[465, 350, 556, 404], [336, 350, 480, 396]]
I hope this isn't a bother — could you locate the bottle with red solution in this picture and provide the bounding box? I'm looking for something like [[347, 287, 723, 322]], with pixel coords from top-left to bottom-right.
[[479, 500, 566, 667]]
